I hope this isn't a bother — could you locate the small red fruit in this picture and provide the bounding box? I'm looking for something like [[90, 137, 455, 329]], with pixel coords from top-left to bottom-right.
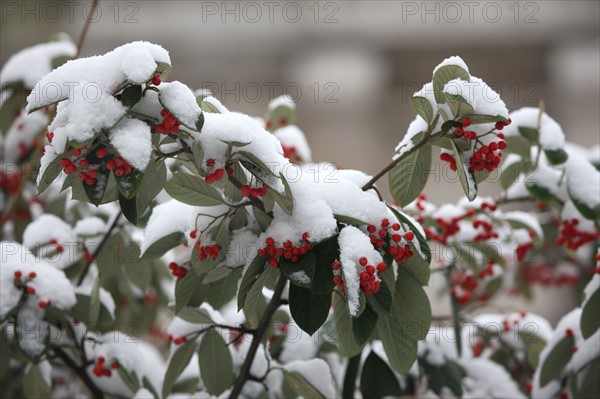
[[404, 232, 415, 240], [359, 257, 368, 266], [462, 117, 471, 127], [152, 76, 161, 86], [27, 286, 36, 295], [14, 271, 22, 279], [28, 272, 36, 279]]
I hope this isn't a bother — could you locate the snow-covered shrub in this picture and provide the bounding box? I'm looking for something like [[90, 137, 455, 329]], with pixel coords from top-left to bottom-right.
[[1, 37, 598, 399]]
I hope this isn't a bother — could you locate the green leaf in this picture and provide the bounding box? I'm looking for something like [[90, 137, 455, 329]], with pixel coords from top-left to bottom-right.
[[519, 126, 539, 142], [89, 274, 101, 324], [540, 335, 575, 386], [394, 268, 431, 340], [162, 340, 196, 398], [289, 284, 331, 335], [174, 272, 203, 314], [237, 254, 267, 311], [121, 85, 142, 107], [237, 150, 277, 177], [37, 156, 63, 195], [165, 172, 223, 206], [461, 114, 508, 125], [545, 148, 568, 165], [334, 214, 368, 226], [411, 96, 434, 123], [518, 331, 546, 369], [352, 305, 378, 345], [115, 167, 145, 199], [282, 370, 325, 399], [432, 65, 470, 103], [375, 312, 418, 375], [397, 255, 430, 287], [500, 160, 527, 190], [199, 332, 234, 396], [202, 267, 233, 284], [140, 231, 184, 259], [67, 294, 115, 328], [445, 93, 474, 118], [581, 287, 600, 339], [23, 364, 50, 399], [195, 112, 205, 132], [440, 119, 463, 135], [333, 293, 364, 357], [422, 360, 465, 397], [155, 61, 172, 80], [82, 168, 112, 206], [265, 103, 297, 132], [450, 140, 477, 201], [117, 366, 140, 394], [311, 235, 339, 295], [367, 279, 392, 315], [280, 251, 316, 289], [173, 306, 214, 324], [1, 89, 26, 134], [526, 182, 555, 203], [505, 136, 531, 159], [252, 206, 272, 231], [360, 351, 403, 399], [389, 137, 432, 207], [243, 266, 274, 323]]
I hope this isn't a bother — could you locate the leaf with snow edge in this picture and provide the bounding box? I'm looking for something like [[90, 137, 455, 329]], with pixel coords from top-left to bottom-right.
[[360, 351, 403, 399], [202, 267, 233, 284], [243, 266, 273, 323], [158, 81, 204, 130], [0, 90, 26, 134], [540, 335, 575, 386], [432, 65, 470, 103], [238, 254, 268, 311], [411, 96, 434, 124], [174, 272, 203, 314], [271, 172, 294, 215], [117, 366, 140, 394], [333, 293, 364, 357], [282, 370, 325, 399], [265, 104, 296, 133], [199, 331, 234, 396], [389, 133, 432, 207], [444, 93, 474, 118], [519, 126, 539, 142], [155, 61, 172, 80], [165, 172, 223, 206], [236, 150, 277, 178], [115, 168, 144, 199], [199, 100, 221, 114], [581, 287, 599, 339], [526, 182, 554, 203], [500, 159, 530, 190], [441, 119, 463, 135], [90, 274, 101, 324], [68, 294, 115, 328], [422, 360, 464, 397], [450, 140, 478, 201], [121, 85, 142, 107], [518, 331, 546, 369], [352, 304, 378, 345], [162, 340, 196, 398], [289, 284, 331, 336], [23, 364, 50, 399], [503, 211, 544, 246], [334, 214, 368, 226], [430, 136, 469, 152], [195, 112, 205, 132], [504, 136, 531, 159], [280, 251, 316, 289], [140, 231, 184, 259], [568, 188, 600, 221], [119, 160, 166, 225], [571, 358, 600, 399], [37, 155, 63, 195]]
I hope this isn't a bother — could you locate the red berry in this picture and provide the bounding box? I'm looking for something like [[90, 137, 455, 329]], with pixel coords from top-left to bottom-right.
[[190, 230, 197, 239], [111, 361, 119, 369], [404, 232, 415, 240], [206, 158, 216, 168], [498, 141, 506, 149], [377, 262, 387, 272], [367, 225, 377, 234], [566, 329, 574, 337], [359, 257, 368, 266], [28, 272, 36, 279], [60, 158, 72, 168], [96, 148, 107, 158], [72, 148, 82, 157], [454, 127, 464, 137], [38, 300, 47, 309], [26, 286, 36, 295], [462, 117, 471, 127], [266, 237, 275, 246], [106, 160, 116, 170], [14, 271, 22, 279], [152, 76, 161, 85], [269, 258, 278, 267], [79, 160, 89, 168]]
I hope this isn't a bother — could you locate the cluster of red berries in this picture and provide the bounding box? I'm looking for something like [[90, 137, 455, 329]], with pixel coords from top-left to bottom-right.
[[92, 357, 119, 377], [155, 109, 180, 135], [241, 183, 267, 198], [521, 264, 579, 287], [167, 334, 188, 346], [13, 270, 46, 305], [195, 241, 222, 261], [477, 261, 496, 280], [366, 218, 416, 265], [265, 117, 287, 130], [424, 216, 461, 244], [556, 219, 599, 250], [168, 262, 187, 280], [472, 218, 499, 242], [0, 171, 20, 194], [204, 158, 227, 184], [331, 260, 345, 294], [96, 147, 133, 176], [18, 139, 38, 159], [282, 145, 303, 163], [258, 233, 313, 267], [516, 240, 535, 262], [358, 256, 386, 295], [49, 238, 64, 253], [450, 270, 478, 305]]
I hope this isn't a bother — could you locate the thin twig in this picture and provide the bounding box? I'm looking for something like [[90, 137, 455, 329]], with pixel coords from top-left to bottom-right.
[[75, 0, 100, 58], [228, 273, 287, 399], [76, 211, 122, 286]]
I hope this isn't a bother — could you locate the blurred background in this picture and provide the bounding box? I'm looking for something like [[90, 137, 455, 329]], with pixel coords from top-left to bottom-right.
[[1, 0, 599, 322]]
